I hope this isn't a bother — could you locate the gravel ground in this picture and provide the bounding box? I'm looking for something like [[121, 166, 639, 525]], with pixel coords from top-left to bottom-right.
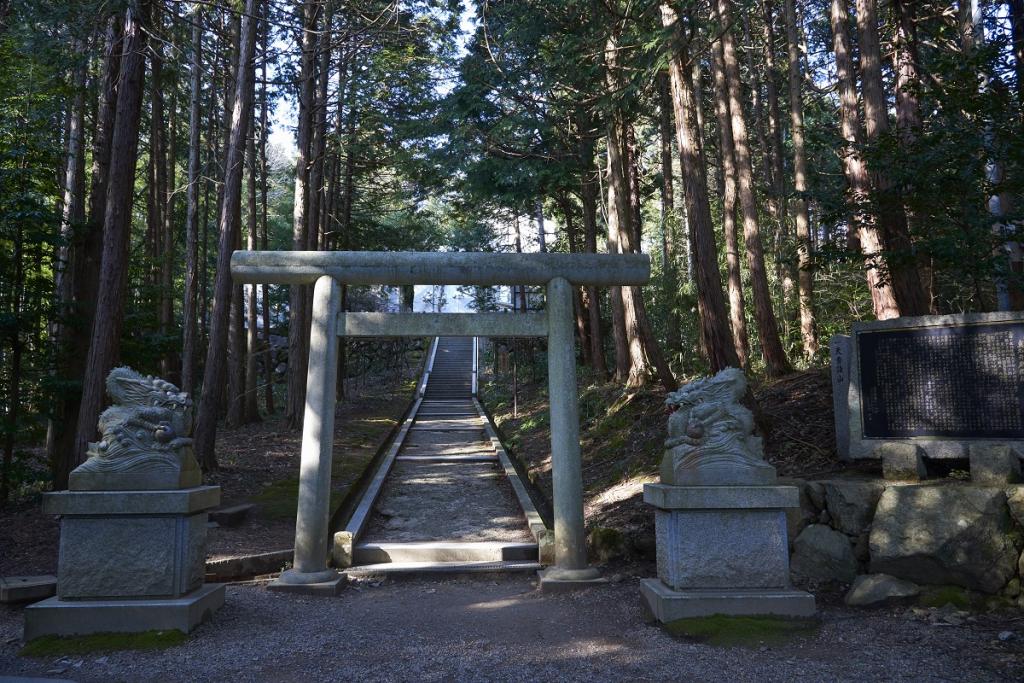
[[2, 575, 1022, 682]]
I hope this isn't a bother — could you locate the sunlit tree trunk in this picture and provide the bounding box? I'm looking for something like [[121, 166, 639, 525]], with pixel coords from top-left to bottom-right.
[[784, 0, 820, 357], [716, 0, 790, 376], [856, 0, 929, 316], [710, 35, 751, 370], [661, 2, 740, 372], [831, 0, 900, 319]]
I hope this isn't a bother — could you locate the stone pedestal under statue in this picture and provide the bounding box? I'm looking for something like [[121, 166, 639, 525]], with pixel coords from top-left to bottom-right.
[[24, 368, 224, 641], [641, 369, 815, 623]]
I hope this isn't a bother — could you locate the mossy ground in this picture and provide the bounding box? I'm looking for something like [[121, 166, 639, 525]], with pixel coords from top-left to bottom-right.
[[664, 615, 819, 647], [20, 630, 187, 657], [250, 415, 400, 521], [917, 585, 975, 609]]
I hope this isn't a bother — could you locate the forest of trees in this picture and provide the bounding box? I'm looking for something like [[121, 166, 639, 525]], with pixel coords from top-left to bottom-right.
[[1, 0, 1021, 503]]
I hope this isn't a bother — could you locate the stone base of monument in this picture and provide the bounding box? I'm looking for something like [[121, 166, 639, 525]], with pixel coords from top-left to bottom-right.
[[23, 486, 223, 640], [24, 584, 225, 641], [641, 484, 815, 623], [640, 580, 815, 621], [537, 567, 608, 594]]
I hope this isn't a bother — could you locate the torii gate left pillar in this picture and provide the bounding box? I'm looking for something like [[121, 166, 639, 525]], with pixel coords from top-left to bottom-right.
[[231, 251, 651, 593]]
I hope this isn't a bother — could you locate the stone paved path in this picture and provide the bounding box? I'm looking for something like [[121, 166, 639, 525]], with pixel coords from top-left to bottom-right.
[[355, 337, 537, 570]]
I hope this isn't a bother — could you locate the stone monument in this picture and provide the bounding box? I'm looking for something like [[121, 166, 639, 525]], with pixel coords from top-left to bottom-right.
[[832, 312, 1024, 483], [24, 368, 224, 641], [641, 368, 815, 622]]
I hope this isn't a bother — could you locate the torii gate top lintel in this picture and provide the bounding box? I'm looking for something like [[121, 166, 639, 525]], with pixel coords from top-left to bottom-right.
[[230, 250, 650, 287]]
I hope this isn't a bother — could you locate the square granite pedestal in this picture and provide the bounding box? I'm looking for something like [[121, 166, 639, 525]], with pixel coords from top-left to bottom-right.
[[640, 484, 815, 622], [24, 486, 225, 641]]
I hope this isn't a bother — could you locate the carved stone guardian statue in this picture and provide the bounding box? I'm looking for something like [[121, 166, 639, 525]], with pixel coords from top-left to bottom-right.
[[661, 367, 776, 486], [70, 367, 201, 490]]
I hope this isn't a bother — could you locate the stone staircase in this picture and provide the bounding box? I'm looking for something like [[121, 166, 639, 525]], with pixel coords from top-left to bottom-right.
[[346, 337, 544, 576]]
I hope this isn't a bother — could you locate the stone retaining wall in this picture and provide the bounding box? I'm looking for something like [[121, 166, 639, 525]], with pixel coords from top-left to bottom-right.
[[785, 477, 1024, 604]]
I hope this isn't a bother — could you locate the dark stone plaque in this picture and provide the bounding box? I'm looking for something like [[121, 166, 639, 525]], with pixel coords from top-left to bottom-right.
[[858, 322, 1024, 439]]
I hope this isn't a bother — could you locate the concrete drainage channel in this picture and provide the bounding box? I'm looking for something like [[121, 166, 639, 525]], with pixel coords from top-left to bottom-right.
[[332, 336, 552, 578]]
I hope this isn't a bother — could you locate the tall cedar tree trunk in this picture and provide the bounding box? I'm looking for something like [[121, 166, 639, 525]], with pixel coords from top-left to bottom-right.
[[73, 1, 152, 465], [557, 195, 591, 366], [1012, 0, 1024, 107], [716, 0, 790, 377], [244, 58, 261, 423], [605, 146, 630, 381], [2, 219, 24, 504], [193, 0, 259, 469], [51, 18, 122, 488], [579, 131, 608, 379], [225, 13, 246, 428], [830, 0, 901, 319], [45, 37, 87, 485], [856, 0, 929, 316], [759, 1, 796, 318], [892, 0, 936, 313], [308, 4, 331, 253], [657, 72, 683, 358], [287, 0, 318, 429], [783, 0, 820, 357], [257, 9, 275, 414], [603, 35, 634, 383], [661, 3, 740, 372], [710, 35, 752, 369], [162, 69, 177, 381], [618, 140, 678, 391], [182, 11, 202, 395]]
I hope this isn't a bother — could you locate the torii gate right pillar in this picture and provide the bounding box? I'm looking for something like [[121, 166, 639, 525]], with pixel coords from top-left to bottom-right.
[[538, 277, 603, 591]]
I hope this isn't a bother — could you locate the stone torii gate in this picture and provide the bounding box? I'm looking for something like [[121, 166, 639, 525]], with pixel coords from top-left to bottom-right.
[[231, 250, 650, 591]]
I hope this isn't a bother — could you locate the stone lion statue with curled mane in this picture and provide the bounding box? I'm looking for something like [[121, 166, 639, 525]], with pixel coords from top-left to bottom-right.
[[661, 367, 776, 486], [70, 367, 201, 491]]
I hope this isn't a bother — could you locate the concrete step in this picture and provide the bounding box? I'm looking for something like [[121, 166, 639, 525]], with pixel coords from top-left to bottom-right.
[[414, 417, 483, 428], [353, 541, 538, 564], [399, 440, 494, 456], [345, 560, 542, 578], [395, 454, 497, 463]]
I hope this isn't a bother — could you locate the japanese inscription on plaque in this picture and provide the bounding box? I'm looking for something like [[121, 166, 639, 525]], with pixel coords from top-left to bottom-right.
[[858, 322, 1024, 439]]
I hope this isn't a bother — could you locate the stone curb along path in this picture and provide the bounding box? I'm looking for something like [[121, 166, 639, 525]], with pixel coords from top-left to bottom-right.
[[332, 336, 551, 577]]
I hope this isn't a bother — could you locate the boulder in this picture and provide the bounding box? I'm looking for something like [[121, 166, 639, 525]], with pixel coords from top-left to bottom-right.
[[844, 573, 920, 606], [823, 480, 886, 536], [806, 481, 826, 511], [969, 445, 1021, 486], [1006, 486, 1024, 528], [869, 485, 1021, 594], [791, 524, 858, 584]]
